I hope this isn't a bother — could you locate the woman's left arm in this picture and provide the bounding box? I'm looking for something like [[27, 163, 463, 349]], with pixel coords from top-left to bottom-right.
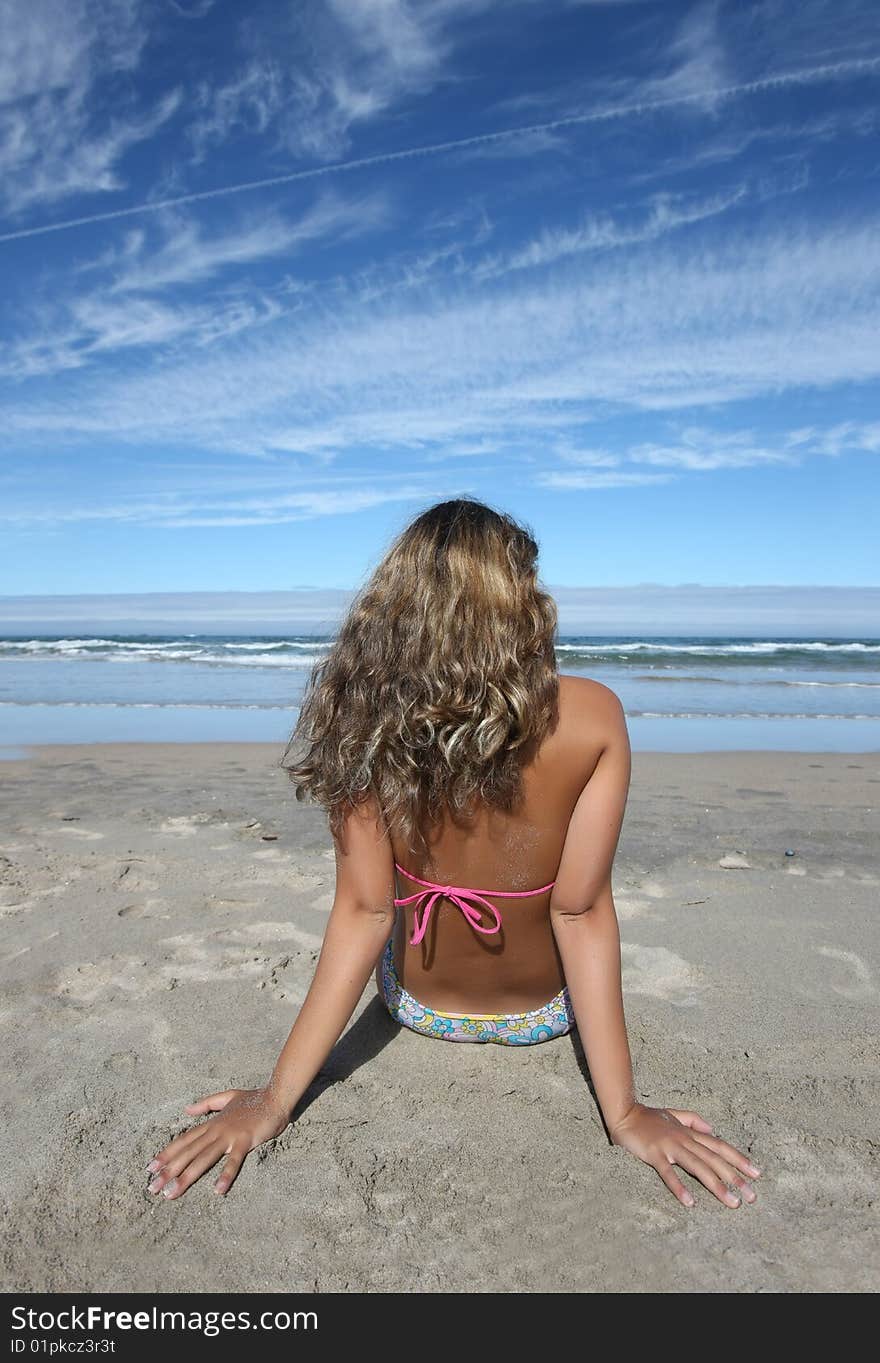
[[147, 797, 395, 1199], [549, 688, 762, 1210], [553, 887, 761, 1209]]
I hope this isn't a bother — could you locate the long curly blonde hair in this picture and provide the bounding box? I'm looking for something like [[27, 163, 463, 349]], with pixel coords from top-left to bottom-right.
[[280, 497, 559, 855]]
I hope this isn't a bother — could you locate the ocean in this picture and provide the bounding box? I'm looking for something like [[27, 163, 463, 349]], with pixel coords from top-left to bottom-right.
[[0, 633, 878, 754]]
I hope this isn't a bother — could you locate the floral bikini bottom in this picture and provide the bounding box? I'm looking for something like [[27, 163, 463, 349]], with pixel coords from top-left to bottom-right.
[[378, 939, 576, 1046]]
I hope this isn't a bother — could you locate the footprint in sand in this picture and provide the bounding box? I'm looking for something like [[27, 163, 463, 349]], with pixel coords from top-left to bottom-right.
[[55, 917, 323, 1003], [0, 900, 34, 918], [56, 956, 155, 1004], [249, 866, 326, 892], [258, 954, 312, 1005], [816, 947, 875, 1000], [113, 860, 160, 892], [55, 945, 265, 1003], [192, 922, 323, 950], [201, 896, 261, 910], [615, 897, 652, 921], [158, 815, 208, 836], [621, 944, 703, 1006], [719, 853, 751, 869], [772, 1132, 875, 1201], [103, 1050, 140, 1073], [612, 879, 667, 920], [117, 898, 169, 920]]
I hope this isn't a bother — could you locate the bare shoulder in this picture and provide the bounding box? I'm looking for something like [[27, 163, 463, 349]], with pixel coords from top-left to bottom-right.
[[558, 672, 626, 723], [550, 677, 631, 914], [552, 675, 628, 776]]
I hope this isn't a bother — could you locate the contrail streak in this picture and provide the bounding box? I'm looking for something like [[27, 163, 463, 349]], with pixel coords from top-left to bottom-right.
[[1, 55, 877, 245]]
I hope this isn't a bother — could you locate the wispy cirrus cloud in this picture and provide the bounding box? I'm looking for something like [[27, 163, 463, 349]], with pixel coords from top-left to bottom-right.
[[534, 420, 880, 489], [5, 218, 880, 460], [0, 0, 142, 106], [187, 58, 288, 162], [472, 185, 748, 279], [630, 105, 880, 187], [0, 482, 431, 528], [5, 33, 878, 244], [3, 293, 286, 382], [784, 421, 880, 457], [90, 191, 390, 294], [637, 0, 730, 112], [188, 0, 495, 164], [2, 191, 390, 380], [444, 127, 571, 164], [0, 0, 180, 217], [536, 470, 675, 489], [536, 430, 795, 485], [554, 427, 800, 473], [167, 0, 218, 20]]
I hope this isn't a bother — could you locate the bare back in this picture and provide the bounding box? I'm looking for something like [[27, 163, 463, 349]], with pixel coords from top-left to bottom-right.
[[385, 673, 623, 1014]]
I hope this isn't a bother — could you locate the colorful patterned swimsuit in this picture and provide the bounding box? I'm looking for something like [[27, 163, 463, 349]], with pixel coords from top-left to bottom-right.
[[377, 863, 576, 1046]]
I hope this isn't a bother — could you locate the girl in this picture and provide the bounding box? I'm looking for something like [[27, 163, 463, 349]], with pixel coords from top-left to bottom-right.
[[148, 498, 759, 1208]]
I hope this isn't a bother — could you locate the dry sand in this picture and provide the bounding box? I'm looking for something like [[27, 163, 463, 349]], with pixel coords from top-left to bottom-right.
[[1, 743, 878, 1293]]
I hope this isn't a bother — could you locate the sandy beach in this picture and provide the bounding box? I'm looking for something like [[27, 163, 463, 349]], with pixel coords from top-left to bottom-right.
[[1, 742, 877, 1293]]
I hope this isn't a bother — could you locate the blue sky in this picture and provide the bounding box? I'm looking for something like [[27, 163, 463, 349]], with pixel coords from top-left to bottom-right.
[[1, 0, 879, 599]]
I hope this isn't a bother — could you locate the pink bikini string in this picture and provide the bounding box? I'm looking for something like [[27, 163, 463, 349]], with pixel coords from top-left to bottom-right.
[[393, 862, 557, 947]]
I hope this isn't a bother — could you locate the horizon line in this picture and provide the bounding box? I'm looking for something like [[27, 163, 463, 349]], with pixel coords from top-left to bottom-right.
[[1, 583, 879, 601]]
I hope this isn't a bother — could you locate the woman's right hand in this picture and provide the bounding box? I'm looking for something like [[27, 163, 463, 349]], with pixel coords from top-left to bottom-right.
[[147, 1087, 291, 1200]]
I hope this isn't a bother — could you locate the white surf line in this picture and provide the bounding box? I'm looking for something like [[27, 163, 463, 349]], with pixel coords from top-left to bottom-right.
[[1, 55, 878, 245]]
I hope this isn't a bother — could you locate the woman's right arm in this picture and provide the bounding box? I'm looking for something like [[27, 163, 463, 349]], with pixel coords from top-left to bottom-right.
[[550, 686, 761, 1209]]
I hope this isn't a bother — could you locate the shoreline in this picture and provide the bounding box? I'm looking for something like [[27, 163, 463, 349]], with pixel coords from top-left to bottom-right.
[[4, 738, 880, 771], [3, 738, 880, 764], [6, 738, 880, 750], [2, 708, 879, 756]]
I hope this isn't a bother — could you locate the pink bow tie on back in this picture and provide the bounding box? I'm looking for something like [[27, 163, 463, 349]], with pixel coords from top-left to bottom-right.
[[393, 862, 556, 946]]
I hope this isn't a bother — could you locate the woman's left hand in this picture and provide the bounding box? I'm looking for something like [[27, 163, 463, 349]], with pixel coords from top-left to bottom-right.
[[609, 1102, 762, 1208]]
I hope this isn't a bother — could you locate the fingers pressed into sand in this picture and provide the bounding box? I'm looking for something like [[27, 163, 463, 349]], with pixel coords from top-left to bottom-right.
[[674, 1146, 742, 1208], [184, 1090, 238, 1117], [692, 1131, 762, 1179], [685, 1139, 756, 1203], [148, 1130, 219, 1192], [667, 1108, 714, 1134], [149, 1120, 212, 1173], [214, 1146, 247, 1195], [654, 1157, 695, 1207], [160, 1141, 227, 1200]]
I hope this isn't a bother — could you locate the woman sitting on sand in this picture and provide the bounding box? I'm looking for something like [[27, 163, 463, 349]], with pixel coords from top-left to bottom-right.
[[148, 497, 760, 1208]]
